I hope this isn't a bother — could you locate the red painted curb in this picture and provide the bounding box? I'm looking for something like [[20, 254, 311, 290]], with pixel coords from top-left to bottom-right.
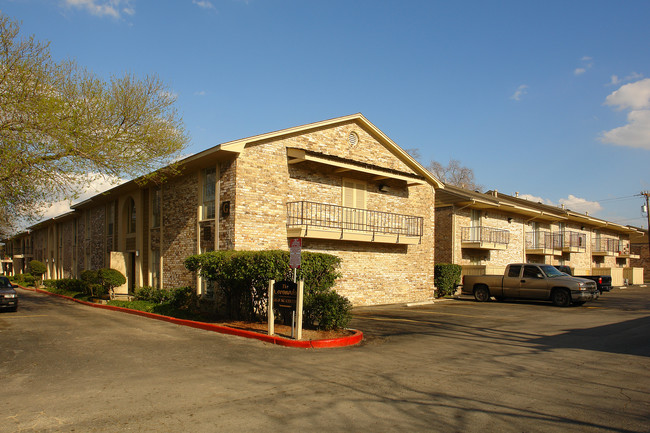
[[17, 285, 363, 349]]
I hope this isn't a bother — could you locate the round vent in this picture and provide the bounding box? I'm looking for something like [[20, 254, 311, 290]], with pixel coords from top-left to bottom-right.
[[348, 131, 359, 146]]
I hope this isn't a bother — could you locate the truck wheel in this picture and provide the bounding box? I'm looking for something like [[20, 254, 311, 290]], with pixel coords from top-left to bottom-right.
[[474, 286, 490, 302], [551, 289, 571, 307]]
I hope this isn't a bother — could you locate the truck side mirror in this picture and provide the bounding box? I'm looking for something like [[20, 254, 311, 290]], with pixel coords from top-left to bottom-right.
[[536, 273, 544, 279]]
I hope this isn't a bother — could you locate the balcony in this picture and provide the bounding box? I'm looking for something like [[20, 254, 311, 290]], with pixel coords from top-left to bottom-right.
[[286, 201, 423, 245], [461, 226, 509, 250], [526, 232, 561, 255], [615, 241, 640, 259], [592, 238, 619, 256], [558, 231, 586, 253]]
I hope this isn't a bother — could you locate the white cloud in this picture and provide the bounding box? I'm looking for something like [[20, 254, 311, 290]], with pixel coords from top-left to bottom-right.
[[608, 72, 643, 86], [574, 56, 593, 76], [601, 78, 650, 150], [600, 110, 650, 149], [192, 0, 215, 9], [63, 0, 135, 19], [510, 84, 528, 101], [604, 78, 650, 110], [194, 90, 207, 96], [39, 175, 126, 221], [558, 195, 602, 214], [518, 194, 554, 206], [518, 193, 602, 215]]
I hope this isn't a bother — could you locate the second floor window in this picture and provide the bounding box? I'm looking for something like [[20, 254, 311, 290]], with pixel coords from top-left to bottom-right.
[[202, 167, 216, 220], [127, 198, 137, 234], [151, 187, 161, 228]]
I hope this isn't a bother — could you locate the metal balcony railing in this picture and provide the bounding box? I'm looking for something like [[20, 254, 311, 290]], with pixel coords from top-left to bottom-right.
[[286, 201, 423, 238], [461, 226, 510, 245], [525, 231, 557, 250], [556, 231, 586, 251], [592, 238, 620, 254]]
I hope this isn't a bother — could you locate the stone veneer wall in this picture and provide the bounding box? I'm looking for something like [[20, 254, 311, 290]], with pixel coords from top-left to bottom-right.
[[454, 209, 526, 267], [231, 120, 436, 306]]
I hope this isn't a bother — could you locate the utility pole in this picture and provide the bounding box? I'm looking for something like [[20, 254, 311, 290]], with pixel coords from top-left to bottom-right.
[[642, 191, 650, 254]]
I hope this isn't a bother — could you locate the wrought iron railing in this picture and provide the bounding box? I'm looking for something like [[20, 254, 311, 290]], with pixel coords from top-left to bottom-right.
[[592, 238, 620, 254], [286, 201, 423, 238], [525, 231, 556, 250], [461, 226, 510, 245], [556, 231, 586, 251]]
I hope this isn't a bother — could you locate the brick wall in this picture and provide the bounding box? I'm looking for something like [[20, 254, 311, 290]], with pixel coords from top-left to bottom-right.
[[162, 172, 198, 288], [232, 120, 436, 305]]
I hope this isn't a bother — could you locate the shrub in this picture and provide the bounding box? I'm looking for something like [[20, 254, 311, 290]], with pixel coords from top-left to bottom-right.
[[13, 273, 35, 287], [434, 263, 462, 298], [97, 268, 126, 298], [28, 260, 47, 284], [80, 270, 104, 297], [135, 286, 197, 309], [184, 250, 344, 323], [304, 290, 352, 330]]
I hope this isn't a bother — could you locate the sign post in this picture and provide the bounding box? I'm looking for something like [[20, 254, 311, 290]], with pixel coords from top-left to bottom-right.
[[271, 279, 304, 340], [267, 279, 275, 336], [289, 238, 302, 282]]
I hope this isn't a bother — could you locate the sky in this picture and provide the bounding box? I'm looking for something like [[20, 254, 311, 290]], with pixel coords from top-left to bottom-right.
[[3, 0, 650, 229]]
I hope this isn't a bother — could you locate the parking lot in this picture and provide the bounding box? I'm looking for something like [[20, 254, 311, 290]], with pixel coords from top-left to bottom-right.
[[1, 286, 649, 432]]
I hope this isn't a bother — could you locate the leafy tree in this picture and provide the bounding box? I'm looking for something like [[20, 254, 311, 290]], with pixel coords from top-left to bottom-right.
[[428, 159, 483, 191], [0, 15, 188, 230]]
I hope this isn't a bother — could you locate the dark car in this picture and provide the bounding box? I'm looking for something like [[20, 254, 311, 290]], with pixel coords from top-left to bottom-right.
[[0, 276, 18, 312], [554, 266, 612, 294]]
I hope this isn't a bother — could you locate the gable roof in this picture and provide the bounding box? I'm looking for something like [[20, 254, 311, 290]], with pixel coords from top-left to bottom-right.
[[183, 113, 444, 188]]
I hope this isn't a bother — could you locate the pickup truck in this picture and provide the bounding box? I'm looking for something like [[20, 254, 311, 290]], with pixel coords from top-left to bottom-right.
[[461, 263, 599, 307], [554, 265, 612, 294]]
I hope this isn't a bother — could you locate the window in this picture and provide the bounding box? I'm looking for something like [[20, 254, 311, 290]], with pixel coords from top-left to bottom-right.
[[342, 178, 366, 209], [523, 265, 541, 279], [507, 265, 522, 278], [151, 249, 161, 288], [202, 167, 216, 220], [127, 198, 137, 234], [107, 201, 115, 236], [151, 187, 161, 228]]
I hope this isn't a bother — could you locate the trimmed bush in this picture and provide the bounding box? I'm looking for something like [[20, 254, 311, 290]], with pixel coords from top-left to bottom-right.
[[12, 273, 35, 287], [434, 263, 462, 298], [185, 249, 347, 327], [28, 260, 47, 284], [97, 268, 126, 298], [305, 290, 352, 331]]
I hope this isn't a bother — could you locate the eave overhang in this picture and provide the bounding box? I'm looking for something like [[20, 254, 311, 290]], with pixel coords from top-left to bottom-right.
[[287, 148, 427, 186]]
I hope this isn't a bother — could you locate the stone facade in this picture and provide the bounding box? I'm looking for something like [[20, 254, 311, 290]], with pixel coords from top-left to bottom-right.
[[14, 115, 439, 306], [435, 187, 642, 281]]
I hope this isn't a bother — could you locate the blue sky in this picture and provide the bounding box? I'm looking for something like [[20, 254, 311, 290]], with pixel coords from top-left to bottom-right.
[[3, 0, 650, 228]]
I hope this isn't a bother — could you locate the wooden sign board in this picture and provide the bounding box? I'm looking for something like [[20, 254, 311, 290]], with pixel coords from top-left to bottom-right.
[[273, 280, 297, 310]]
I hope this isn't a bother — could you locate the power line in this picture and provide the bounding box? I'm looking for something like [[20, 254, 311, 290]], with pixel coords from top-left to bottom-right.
[[592, 194, 642, 203]]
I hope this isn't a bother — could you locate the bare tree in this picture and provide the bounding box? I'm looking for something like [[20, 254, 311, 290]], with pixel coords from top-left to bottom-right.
[[428, 159, 483, 191]]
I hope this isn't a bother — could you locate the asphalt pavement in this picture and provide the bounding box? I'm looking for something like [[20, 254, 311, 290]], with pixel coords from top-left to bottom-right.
[[1, 285, 649, 432]]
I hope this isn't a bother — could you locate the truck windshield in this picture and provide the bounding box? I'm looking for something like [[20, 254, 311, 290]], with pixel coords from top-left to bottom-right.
[[540, 265, 565, 278]]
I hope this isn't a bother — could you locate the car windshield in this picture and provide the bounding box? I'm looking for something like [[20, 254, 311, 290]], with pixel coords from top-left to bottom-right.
[[0, 277, 12, 288], [540, 265, 565, 278]]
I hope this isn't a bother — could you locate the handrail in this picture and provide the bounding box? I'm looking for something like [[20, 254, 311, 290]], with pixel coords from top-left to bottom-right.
[[286, 201, 423, 237], [461, 226, 510, 245]]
